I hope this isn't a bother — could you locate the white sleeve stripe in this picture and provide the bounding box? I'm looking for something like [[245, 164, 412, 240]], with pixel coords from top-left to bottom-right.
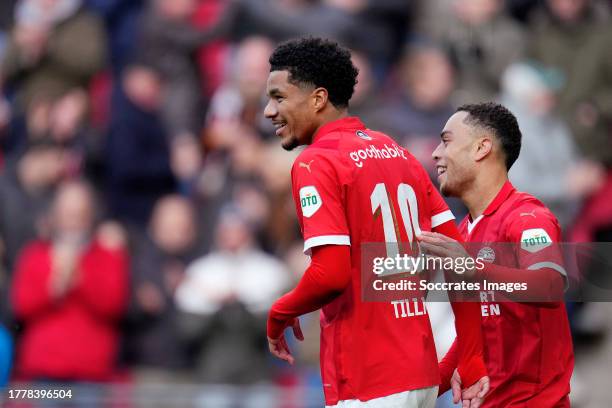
[[431, 210, 455, 228], [527, 261, 567, 276], [303, 235, 350, 254], [527, 261, 569, 291]]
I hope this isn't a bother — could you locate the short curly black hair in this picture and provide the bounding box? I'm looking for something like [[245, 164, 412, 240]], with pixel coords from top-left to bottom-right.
[[457, 102, 522, 170], [269, 37, 358, 109]]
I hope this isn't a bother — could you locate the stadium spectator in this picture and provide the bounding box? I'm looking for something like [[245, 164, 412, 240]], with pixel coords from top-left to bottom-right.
[[527, 0, 612, 167], [175, 205, 290, 383], [416, 0, 526, 103], [369, 41, 468, 219], [7, 88, 91, 173], [0, 0, 107, 112], [256, 143, 301, 253], [196, 37, 281, 250], [104, 64, 176, 226], [346, 49, 386, 128], [204, 36, 275, 145], [137, 0, 230, 139], [320, 0, 411, 74], [528, 4, 612, 333], [11, 180, 128, 381], [85, 0, 146, 75], [374, 41, 456, 174], [0, 140, 64, 272], [502, 62, 582, 228], [124, 195, 199, 372]]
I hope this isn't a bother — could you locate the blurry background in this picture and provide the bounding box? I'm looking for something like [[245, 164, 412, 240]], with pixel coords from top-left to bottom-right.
[[0, 0, 611, 406]]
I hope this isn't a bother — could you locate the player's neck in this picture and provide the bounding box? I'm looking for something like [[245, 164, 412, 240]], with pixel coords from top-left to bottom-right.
[[463, 168, 508, 220], [312, 109, 349, 137]]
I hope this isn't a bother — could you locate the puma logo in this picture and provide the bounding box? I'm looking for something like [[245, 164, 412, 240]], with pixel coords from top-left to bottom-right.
[[299, 160, 314, 173], [520, 211, 536, 218]]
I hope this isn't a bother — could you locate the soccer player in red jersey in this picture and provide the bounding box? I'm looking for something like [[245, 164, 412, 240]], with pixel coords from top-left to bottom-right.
[[264, 38, 487, 407], [421, 102, 574, 407]]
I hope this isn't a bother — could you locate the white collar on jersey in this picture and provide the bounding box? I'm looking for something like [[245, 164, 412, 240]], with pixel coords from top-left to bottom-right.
[[467, 215, 484, 234]]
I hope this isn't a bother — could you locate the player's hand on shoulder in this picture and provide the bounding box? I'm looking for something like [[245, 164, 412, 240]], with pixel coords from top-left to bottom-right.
[[418, 231, 476, 279]]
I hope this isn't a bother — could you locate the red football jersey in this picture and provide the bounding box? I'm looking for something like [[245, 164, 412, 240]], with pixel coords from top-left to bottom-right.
[[290, 117, 455, 404], [459, 181, 574, 407]]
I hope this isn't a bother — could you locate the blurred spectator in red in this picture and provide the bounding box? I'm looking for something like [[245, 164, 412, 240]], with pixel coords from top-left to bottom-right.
[[174, 205, 289, 383], [416, 0, 526, 103], [0, 140, 64, 272], [124, 195, 199, 373], [528, 0, 612, 167], [11, 180, 128, 381], [193, 0, 231, 97], [0, 0, 107, 112], [105, 64, 176, 227]]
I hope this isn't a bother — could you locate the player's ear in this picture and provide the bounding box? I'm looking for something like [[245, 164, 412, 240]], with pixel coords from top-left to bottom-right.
[[474, 136, 493, 162], [312, 87, 329, 112]]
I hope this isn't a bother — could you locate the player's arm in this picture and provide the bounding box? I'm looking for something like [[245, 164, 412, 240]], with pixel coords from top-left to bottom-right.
[[422, 170, 488, 391], [430, 220, 488, 392], [479, 264, 564, 304], [432, 218, 462, 396], [268, 151, 351, 364], [484, 208, 567, 304], [426, 211, 566, 304], [267, 244, 351, 339], [267, 244, 350, 364]]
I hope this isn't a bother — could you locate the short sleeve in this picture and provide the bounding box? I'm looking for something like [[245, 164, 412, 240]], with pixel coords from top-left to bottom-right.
[[421, 167, 454, 228], [505, 206, 567, 278], [291, 150, 350, 254]]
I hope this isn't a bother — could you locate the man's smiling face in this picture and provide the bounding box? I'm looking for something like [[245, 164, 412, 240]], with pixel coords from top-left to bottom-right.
[[264, 70, 318, 151], [432, 111, 480, 197]]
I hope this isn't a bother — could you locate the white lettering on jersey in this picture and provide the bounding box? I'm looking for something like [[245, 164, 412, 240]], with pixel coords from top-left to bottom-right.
[[348, 144, 408, 168], [391, 297, 427, 319]]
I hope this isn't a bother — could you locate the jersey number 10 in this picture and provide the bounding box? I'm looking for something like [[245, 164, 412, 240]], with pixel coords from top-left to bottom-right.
[[371, 183, 423, 270]]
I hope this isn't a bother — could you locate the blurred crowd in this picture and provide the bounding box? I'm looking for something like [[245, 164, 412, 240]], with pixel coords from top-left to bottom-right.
[[0, 0, 611, 402]]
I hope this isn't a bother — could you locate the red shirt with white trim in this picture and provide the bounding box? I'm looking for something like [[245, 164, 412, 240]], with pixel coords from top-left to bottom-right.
[[290, 117, 455, 405], [459, 181, 574, 407]]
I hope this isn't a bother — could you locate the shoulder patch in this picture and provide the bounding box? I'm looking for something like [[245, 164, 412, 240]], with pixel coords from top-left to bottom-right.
[[299, 186, 322, 218], [520, 228, 552, 253], [356, 130, 372, 140]]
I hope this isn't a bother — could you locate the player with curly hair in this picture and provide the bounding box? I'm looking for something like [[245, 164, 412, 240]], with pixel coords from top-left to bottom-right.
[[264, 37, 488, 407]]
